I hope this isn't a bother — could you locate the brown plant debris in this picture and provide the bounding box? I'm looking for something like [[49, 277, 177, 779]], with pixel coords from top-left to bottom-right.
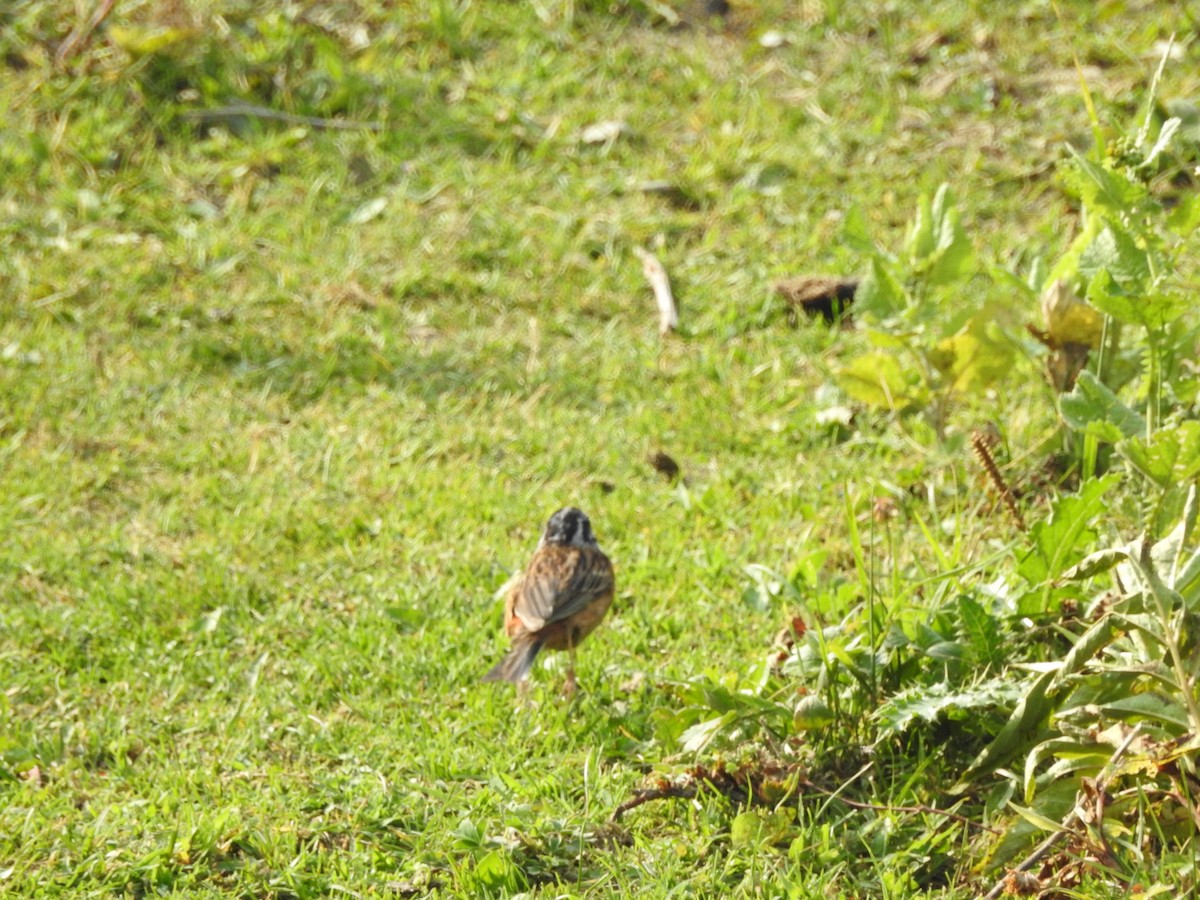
[[774, 275, 858, 324], [1028, 280, 1102, 392], [970, 429, 1025, 531], [56, 0, 118, 68], [648, 451, 681, 481]]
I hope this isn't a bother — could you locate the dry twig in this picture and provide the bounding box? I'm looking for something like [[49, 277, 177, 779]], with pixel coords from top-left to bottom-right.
[[55, 0, 118, 67], [981, 725, 1142, 899], [633, 247, 678, 336]]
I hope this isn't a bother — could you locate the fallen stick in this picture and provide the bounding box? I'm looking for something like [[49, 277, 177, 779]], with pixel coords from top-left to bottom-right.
[[633, 247, 678, 336]]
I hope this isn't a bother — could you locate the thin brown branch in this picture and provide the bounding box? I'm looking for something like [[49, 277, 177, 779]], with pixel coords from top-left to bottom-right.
[[55, 0, 119, 68], [981, 724, 1142, 899], [609, 784, 697, 822]]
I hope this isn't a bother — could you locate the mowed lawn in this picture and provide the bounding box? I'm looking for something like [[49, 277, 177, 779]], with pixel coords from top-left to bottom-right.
[[2, 1, 1198, 896]]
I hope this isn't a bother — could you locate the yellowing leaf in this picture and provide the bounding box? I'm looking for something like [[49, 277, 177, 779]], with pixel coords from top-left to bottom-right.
[[1041, 279, 1102, 348], [1008, 801, 1069, 835], [730, 809, 794, 847], [837, 352, 928, 411], [793, 694, 834, 730], [107, 26, 200, 59], [934, 313, 1014, 395]]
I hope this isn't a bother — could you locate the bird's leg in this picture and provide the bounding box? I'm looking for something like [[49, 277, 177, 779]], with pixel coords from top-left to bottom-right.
[[562, 647, 579, 698], [517, 678, 533, 705]]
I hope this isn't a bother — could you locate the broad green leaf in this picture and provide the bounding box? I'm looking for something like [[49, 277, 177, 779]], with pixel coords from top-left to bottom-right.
[[1045, 215, 1104, 287], [985, 780, 1078, 869], [908, 184, 975, 286], [933, 313, 1014, 395], [926, 640, 966, 661], [957, 594, 1002, 667], [854, 258, 907, 320], [1008, 801, 1068, 835], [1060, 546, 1130, 581], [1109, 610, 1177, 648], [1125, 540, 1190, 625], [1082, 421, 1126, 443], [1183, 483, 1199, 549], [1137, 483, 1199, 590], [1048, 614, 1117, 695], [874, 679, 1022, 737], [1087, 269, 1187, 330], [957, 670, 1056, 788], [1059, 370, 1146, 439], [1018, 474, 1121, 585], [1064, 147, 1148, 217], [864, 327, 918, 350], [1167, 193, 1200, 238], [729, 812, 759, 847], [837, 351, 929, 411], [742, 585, 772, 613], [1078, 224, 1150, 290], [1117, 421, 1200, 488], [1169, 486, 1200, 601], [913, 622, 948, 652], [906, 191, 936, 264], [1028, 255, 1047, 293], [1165, 97, 1200, 142], [473, 850, 528, 893], [1023, 737, 1110, 804], [929, 194, 975, 285], [680, 712, 734, 752], [730, 809, 793, 848], [700, 683, 741, 713], [1177, 548, 1200, 608], [989, 266, 1038, 301], [793, 694, 835, 730], [1097, 692, 1190, 732], [454, 817, 484, 848], [650, 706, 690, 746], [1142, 116, 1181, 167]]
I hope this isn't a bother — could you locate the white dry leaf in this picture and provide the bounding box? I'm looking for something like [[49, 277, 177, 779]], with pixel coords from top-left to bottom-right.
[[633, 247, 678, 336], [580, 120, 629, 145], [347, 196, 388, 225], [1152, 39, 1184, 61], [815, 405, 854, 427]]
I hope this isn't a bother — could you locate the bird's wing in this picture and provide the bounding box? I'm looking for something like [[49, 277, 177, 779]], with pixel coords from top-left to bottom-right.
[[512, 546, 613, 631]]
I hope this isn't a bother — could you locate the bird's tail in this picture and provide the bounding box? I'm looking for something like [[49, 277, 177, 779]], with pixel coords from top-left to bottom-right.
[[482, 634, 545, 684]]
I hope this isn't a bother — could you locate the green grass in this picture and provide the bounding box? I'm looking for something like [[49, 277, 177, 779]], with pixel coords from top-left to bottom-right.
[[2, 0, 1199, 895]]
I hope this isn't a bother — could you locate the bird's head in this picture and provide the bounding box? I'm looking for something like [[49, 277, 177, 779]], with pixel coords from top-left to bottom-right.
[[540, 507, 597, 548]]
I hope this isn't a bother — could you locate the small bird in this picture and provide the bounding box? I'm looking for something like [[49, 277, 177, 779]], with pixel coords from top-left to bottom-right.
[[483, 507, 615, 694]]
